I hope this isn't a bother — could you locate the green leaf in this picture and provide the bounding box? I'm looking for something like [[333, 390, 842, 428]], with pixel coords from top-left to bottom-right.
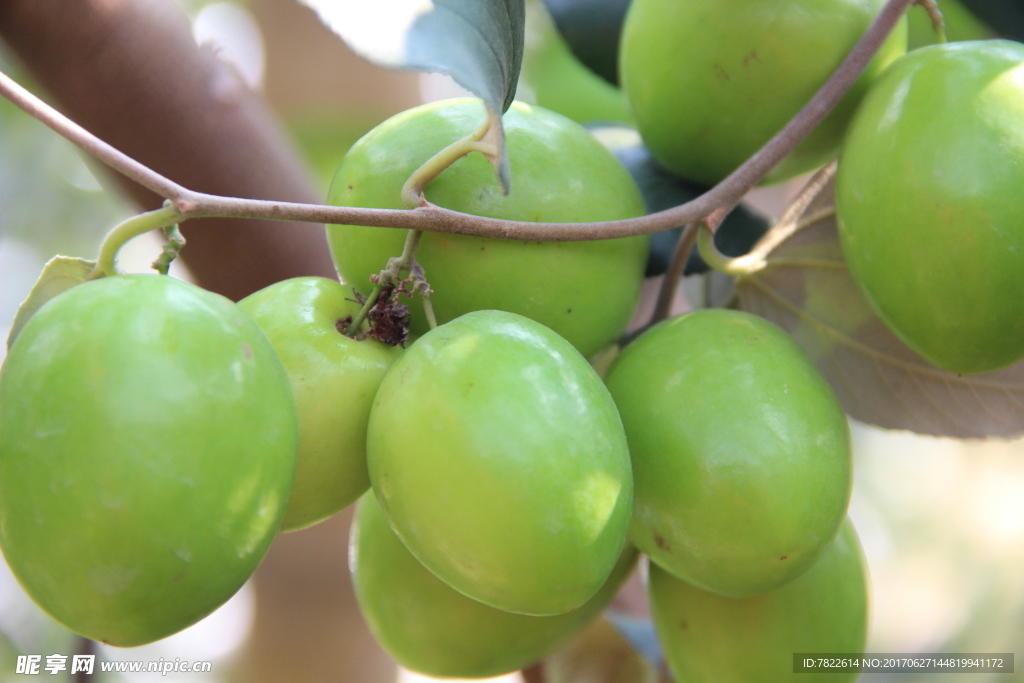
[[7, 256, 97, 350], [734, 171, 1024, 439], [297, 0, 526, 189]]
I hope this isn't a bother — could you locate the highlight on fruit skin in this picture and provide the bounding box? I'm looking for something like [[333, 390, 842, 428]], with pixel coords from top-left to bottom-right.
[[326, 97, 649, 359], [0, 274, 298, 646], [367, 309, 634, 617], [604, 309, 852, 598], [350, 492, 639, 679], [649, 517, 868, 683], [836, 39, 1024, 375]]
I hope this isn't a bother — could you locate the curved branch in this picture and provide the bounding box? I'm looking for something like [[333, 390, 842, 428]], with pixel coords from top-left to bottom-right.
[[0, 0, 913, 243]]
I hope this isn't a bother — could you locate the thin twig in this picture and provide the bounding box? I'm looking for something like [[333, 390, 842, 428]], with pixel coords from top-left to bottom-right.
[[0, 0, 913, 243], [914, 0, 947, 43], [650, 223, 699, 326]]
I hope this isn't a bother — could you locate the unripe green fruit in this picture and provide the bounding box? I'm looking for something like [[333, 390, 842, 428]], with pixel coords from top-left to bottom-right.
[[0, 275, 297, 646], [837, 40, 1024, 374], [604, 309, 851, 597], [650, 518, 868, 683], [368, 310, 633, 616], [326, 98, 648, 359], [620, 0, 907, 185], [351, 492, 638, 678], [521, 1, 632, 125], [239, 277, 402, 531]]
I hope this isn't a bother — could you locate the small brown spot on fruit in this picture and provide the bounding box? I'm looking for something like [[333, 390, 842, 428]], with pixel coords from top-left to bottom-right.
[[780, 556, 788, 561], [654, 534, 670, 552], [241, 343, 252, 360], [680, 620, 688, 630]]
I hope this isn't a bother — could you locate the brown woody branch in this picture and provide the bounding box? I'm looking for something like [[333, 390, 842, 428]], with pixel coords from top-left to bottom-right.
[[0, 0, 913, 248]]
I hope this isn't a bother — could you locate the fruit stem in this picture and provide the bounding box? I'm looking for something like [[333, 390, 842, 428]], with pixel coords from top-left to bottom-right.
[[650, 222, 699, 326], [396, 229, 424, 270], [696, 224, 749, 277], [422, 295, 438, 330], [346, 229, 432, 336], [400, 117, 497, 209], [718, 160, 839, 277], [915, 0, 948, 43], [151, 225, 186, 275], [345, 282, 383, 336], [88, 202, 184, 279]]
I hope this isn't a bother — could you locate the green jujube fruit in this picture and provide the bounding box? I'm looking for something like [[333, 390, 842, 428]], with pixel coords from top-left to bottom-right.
[[326, 98, 648, 360], [604, 310, 851, 597], [619, 0, 907, 185], [367, 310, 633, 616], [650, 518, 867, 683], [0, 275, 297, 646], [520, 1, 632, 125], [239, 277, 403, 531], [836, 41, 1024, 374], [351, 492, 639, 679]]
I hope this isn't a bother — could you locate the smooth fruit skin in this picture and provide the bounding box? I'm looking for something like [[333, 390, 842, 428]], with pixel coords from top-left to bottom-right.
[[326, 98, 648, 359], [521, 2, 632, 125], [350, 492, 638, 678], [619, 0, 907, 186], [367, 310, 633, 616], [0, 275, 297, 646], [837, 41, 1024, 374], [238, 277, 403, 531], [650, 518, 867, 683], [604, 310, 851, 597]]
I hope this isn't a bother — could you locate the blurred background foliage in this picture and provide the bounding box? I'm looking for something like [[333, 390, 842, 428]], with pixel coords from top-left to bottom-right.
[[0, 0, 1021, 681]]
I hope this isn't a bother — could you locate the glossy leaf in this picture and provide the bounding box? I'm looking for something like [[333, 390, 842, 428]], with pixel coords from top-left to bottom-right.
[[7, 256, 96, 350], [734, 170, 1024, 439], [297, 0, 525, 188]]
